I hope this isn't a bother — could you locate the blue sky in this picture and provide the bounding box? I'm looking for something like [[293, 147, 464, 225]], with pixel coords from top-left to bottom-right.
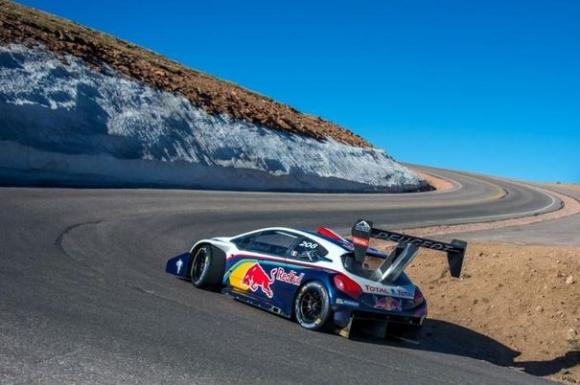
[[19, 0, 580, 182]]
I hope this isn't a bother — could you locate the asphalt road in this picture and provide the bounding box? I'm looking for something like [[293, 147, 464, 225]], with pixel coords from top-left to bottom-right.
[[456, 184, 580, 245], [0, 169, 562, 385]]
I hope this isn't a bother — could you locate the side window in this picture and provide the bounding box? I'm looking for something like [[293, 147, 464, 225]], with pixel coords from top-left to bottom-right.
[[290, 237, 328, 262], [246, 231, 299, 257], [232, 233, 257, 250]]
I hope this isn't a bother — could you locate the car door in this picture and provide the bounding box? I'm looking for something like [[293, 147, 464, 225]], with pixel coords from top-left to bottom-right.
[[227, 230, 299, 306], [277, 236, 330, 310]]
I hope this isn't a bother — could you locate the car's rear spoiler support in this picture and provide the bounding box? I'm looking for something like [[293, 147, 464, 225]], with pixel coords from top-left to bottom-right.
[[351, 219, 467, 279]]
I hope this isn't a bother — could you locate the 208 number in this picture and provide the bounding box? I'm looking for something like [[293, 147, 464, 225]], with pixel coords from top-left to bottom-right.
[[299, 241, 318, 249]]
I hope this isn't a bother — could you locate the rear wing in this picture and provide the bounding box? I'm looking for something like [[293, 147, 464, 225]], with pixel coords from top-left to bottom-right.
[[351, 219, 467, 280]]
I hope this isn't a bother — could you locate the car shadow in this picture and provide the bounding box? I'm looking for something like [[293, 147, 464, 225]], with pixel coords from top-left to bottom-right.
[[353, 318, 579, 378]]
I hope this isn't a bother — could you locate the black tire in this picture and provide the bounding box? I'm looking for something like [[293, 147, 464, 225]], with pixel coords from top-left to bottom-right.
[[294, 281, 332, 331], [189, 245, 225, 290]]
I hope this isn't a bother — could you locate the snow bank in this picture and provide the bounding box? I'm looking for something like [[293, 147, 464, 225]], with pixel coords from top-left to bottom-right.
[[0, 44, 423, 192]]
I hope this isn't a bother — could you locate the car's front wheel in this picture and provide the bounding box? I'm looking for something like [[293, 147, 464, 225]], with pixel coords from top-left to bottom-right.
[[294, 282, 331, 331], [189, 245, 224, 290]]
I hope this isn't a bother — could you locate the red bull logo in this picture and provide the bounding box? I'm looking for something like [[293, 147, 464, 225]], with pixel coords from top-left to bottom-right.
[[242, 263, 275, 298], [270, 267, 304, 286], [374, 296, 402, 311]]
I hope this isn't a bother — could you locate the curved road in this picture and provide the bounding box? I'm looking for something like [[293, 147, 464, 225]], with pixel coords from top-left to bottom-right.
[[0, 169, 561, 385]]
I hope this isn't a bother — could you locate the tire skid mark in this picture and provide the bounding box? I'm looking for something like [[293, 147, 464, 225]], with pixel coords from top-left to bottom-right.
[[54, 219, 105, 279], [54, 219, 103, 258]]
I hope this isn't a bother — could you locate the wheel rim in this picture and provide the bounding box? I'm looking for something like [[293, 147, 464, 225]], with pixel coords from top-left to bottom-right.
[[298, 287, 324, 325], [191, 248, 208, 284]]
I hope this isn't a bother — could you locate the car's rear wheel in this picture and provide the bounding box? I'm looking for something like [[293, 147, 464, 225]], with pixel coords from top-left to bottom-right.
[[294, 282, 331, 331], [190, 245, 224, 290]]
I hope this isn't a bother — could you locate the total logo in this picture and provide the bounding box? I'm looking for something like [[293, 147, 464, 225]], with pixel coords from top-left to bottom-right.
[[242, 263, 305, 298], [364, 284, 414, 299], [364, 284, 390, 295]]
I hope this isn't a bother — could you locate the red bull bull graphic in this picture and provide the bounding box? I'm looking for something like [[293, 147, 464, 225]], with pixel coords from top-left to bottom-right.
[[239, 263, 306, 298], [374, 296, 402, 311], [242, 263, 275, 298]]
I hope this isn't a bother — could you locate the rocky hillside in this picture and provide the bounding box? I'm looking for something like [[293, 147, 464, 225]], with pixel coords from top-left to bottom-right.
[[0, 0, 366, 146], [0, 1, 426, 192]]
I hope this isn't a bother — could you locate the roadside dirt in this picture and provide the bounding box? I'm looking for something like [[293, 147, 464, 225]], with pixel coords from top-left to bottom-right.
[[0, 0, 368, 147], [412, 170, 455, 192], [375, 184, 580, 382], [376, 240, 580, 383], [549, 185, 580, 193]]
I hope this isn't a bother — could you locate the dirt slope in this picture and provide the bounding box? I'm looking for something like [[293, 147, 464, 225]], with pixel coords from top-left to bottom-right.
[[375, 240, 580, 384], [0, 0, 368, 147]]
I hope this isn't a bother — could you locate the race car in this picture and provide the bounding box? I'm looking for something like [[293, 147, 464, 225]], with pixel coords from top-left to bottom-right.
[[166, 219, 467, 337]]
